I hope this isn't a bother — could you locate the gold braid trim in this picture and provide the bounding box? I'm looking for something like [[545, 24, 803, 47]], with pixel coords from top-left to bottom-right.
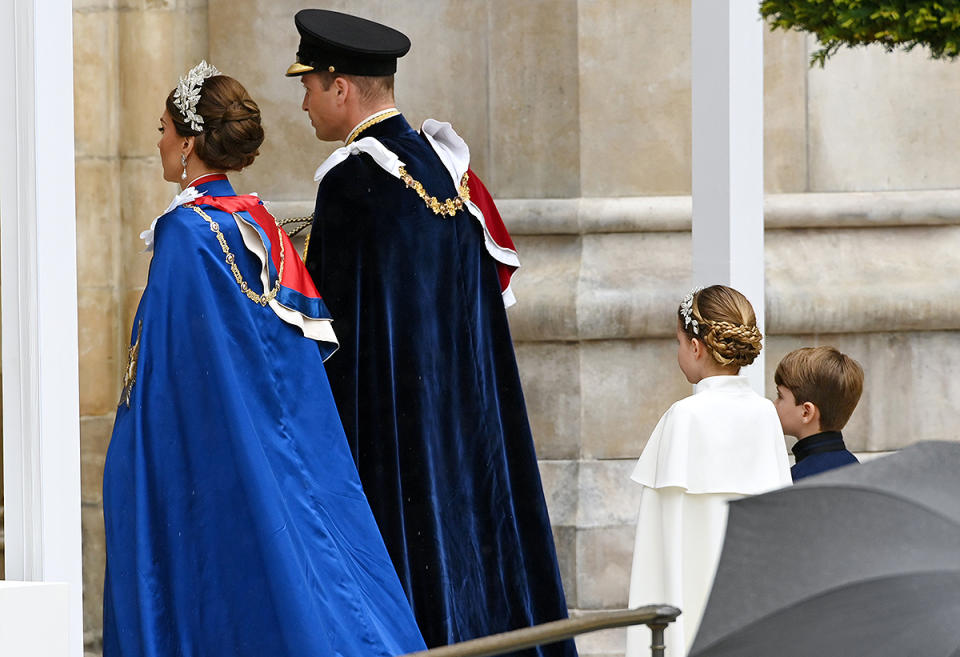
[[345, 109, 401, 145], [399, 168, 470, 217], [191, 205, 285, 307]]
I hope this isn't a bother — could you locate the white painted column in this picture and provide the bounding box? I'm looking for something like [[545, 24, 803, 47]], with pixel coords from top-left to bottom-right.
[[0, 582, 70, 656], [0, 1, 83, 655], [691, 0, 766, 393]]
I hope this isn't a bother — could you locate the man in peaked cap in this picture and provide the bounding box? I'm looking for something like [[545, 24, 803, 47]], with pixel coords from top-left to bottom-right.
[[287, 9, 577, 657]]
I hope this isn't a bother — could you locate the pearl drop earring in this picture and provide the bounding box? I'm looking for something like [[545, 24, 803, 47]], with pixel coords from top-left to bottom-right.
[[181, 154, 188, 181]]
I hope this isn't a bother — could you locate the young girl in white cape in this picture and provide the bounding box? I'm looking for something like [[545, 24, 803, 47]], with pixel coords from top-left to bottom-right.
[[625, 285, 792, 657]]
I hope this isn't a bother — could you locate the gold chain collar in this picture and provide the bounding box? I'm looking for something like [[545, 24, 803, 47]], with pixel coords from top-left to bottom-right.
[[302, 112, 469, 262], [191, 205, 285, 307], [400, 168, 470, 217], [303, 167, 471, 261]]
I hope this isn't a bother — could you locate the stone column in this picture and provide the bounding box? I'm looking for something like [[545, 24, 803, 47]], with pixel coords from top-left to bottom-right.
[[73, 5, 123, 648]]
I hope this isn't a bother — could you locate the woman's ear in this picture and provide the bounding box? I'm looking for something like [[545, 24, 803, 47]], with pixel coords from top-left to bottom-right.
[[180, 135, 196, 159]]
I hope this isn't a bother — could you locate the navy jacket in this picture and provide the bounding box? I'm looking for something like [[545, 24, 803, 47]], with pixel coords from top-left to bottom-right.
[[791, 430, 860, 481]]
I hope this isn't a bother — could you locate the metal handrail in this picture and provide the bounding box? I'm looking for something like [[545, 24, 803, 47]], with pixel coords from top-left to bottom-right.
[[400, 606, 682, 657]]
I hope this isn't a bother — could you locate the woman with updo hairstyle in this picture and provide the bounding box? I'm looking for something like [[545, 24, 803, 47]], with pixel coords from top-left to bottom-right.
[[624, 285, 792, 657], [163, 74, 264, 173], [102, 62, 426, 657]]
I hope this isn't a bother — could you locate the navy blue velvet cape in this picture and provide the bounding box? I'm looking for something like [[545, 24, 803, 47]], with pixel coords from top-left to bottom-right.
[[102, 177, 425, 657], [305, 115, 576, 657]]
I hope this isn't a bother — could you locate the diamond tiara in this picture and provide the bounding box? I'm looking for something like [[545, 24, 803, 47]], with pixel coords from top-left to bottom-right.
[[172, 60, 221, 132], [679, 286, 704, 335]]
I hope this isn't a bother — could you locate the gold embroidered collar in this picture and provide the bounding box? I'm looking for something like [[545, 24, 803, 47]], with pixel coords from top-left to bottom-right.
[[345, 108, 401, 145]]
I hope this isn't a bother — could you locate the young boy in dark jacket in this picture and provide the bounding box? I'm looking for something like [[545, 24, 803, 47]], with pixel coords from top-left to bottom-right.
[[773, 346, 864, 481]]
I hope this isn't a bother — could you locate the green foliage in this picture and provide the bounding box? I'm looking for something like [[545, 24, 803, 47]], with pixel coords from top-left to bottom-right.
[[759, 0, 960, 66]]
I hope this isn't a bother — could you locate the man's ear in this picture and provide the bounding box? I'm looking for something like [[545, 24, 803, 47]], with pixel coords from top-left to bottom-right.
[[333, 76, 350, 103]]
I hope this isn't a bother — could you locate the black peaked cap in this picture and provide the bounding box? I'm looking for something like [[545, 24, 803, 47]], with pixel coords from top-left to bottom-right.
[[286, 9, 411, 77]]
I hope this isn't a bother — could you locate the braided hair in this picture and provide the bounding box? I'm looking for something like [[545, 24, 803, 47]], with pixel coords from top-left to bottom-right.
[[678, 285, 763, 367]]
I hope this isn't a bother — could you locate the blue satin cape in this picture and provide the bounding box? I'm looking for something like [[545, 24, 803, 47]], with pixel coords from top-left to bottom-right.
[[306, 115, 576, 657], [102, 177, 426, 657]]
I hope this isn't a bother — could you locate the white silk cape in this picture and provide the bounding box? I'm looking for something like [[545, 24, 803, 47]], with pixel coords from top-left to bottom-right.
[[625, 375, 792, 657]]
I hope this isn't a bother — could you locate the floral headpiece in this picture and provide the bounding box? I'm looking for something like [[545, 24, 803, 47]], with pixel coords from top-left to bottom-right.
[[679, 286, 704, 335], [172, 60, 221, 132]]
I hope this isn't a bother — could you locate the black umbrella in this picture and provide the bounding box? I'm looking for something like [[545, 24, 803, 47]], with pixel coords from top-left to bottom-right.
[[690, 440, 960, 657]]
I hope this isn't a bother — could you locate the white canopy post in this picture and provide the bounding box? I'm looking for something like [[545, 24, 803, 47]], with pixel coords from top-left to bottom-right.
[[0, 0, 83, 655], [691, 0, 766, 393]]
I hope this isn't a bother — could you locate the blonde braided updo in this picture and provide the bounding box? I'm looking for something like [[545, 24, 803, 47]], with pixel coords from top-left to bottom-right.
[[678, 285, 763, 367]]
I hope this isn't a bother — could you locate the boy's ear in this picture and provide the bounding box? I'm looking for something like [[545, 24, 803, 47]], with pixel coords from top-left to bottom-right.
[[800, 401, 820, 425]]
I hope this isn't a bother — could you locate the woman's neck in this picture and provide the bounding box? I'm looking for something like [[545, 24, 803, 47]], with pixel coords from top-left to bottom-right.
[[180, 166, 227, 190]]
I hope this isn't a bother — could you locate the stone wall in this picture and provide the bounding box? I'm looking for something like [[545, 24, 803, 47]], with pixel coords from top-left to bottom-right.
[[70, 1, 960, 655]]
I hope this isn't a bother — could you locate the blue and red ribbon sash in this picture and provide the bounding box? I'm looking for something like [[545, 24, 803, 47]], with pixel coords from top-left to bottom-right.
[[189, 193, 323, 303]]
